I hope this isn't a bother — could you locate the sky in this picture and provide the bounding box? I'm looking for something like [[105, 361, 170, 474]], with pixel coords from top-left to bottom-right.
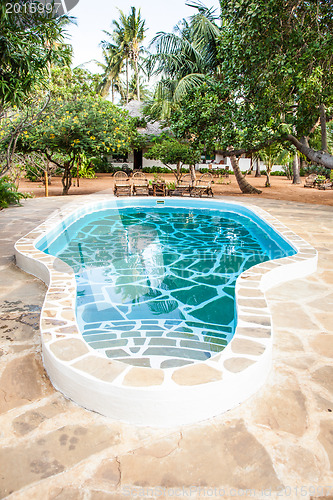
[[66, 0, 221, 72]]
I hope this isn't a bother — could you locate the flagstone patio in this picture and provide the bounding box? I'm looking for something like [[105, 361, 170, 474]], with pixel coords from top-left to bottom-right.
[[0, 192, 332, 499]]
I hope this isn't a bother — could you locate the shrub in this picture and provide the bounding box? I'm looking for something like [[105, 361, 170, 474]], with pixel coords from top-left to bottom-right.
[[142, 166, 173, 174], [0, 177, 30, 208]]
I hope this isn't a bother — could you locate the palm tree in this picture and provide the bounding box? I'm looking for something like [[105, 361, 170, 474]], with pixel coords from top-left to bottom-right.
[[126, 7, 146, 102], [102, 7, 146, 103], [145, 1, 220, 120], [97, 46, 124, 102], [146, 1, 261, 195]]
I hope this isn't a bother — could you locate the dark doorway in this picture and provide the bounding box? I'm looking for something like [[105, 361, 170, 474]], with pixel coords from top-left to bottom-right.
[[134, 149, 143, 170]]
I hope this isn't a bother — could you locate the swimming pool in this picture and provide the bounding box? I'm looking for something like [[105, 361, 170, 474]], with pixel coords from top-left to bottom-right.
[[37, 205, 295, 370], [15, 197, 317, 426]]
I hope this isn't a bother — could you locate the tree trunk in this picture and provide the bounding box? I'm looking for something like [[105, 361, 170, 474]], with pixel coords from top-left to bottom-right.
[[286, 134, 333, 169], [62, 164, 72, 195], [254, 157, 261, 177], [176, 161, 182, 183], [134, 58, 140, 102], [320, 104, 328, 152], [126, 58, 129, 104], [292, 152, 301, 184], [44, 170, 49, 197], [229, 151, 262, 194], [189, 164, 196, 184], [100, 75, 112, 98], [265, 168, 271, 187]]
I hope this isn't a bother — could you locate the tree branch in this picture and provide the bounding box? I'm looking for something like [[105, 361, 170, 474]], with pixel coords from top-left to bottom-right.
[[286, 134, 333, 169]]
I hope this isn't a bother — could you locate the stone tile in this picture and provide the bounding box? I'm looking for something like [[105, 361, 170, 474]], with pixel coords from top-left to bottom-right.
[[117, 420, 282, 490], [266, 280, 324, 301], [0, 424, 120, 497], [269, 303, 319, 330], [251, 386, 307, 436], [240, 315, 271, 327], [308, 293, 333, 312], [46, 487, 86, 500], [172, 364, 222, 385], [237, 298, 268, 308], [236, 326, 271, 339], [314, 394, 333, 413], [314, 312, 333, 332], [72, 356, 127, 382], [283, 356, 317, 370], [123, 367, 164, 387], [274, 331, 304, 352], [90, 492, 130, 500], [312, 366, 333, 395], [0, 354, 53, 414], [223, 357, 255, 373], [93, 459, 121, 487], [49, 339, 89, 361], [310, 333, 333, 358], [12, 399, 67, 436], [274, 444, 322, 483], [318, 420, 333, 471], [231, 338, 265, 356]]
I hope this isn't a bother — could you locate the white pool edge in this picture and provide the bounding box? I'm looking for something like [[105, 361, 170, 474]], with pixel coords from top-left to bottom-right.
[[14, 196, 318, 427]]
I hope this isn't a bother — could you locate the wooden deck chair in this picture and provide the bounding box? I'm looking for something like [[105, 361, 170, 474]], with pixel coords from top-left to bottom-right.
[[191, 173, 214, 197], [132, 172, 149, 196], [171, 174, 193, 197], [318, 178, 333, 190], [304, 173, 318, 188], [113, 171, 131, 197]]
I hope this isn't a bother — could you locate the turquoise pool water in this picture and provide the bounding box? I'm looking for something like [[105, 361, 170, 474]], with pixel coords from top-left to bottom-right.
[[40, 204, 296, 369]]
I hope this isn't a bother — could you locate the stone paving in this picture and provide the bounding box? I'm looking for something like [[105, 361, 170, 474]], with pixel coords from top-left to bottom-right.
[[0, 193, 332, 499]]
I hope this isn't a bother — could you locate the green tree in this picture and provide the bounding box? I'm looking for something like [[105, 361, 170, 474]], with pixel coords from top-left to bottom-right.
[[144, 138, 200, 182], [145, 1, 220, 120], [0, 2, 71, 117], [15, 97, 134, 194], [97, 46, 125, 102], [170, 82, 262, 194], [218, 0, 333, 170], [102, 7, 146, 103]]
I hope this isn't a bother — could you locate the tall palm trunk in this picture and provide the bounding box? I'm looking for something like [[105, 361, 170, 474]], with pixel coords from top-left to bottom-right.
[[126, 57, 129, 103], [135, 58, 140, 101], [229, 152, 262, 194]]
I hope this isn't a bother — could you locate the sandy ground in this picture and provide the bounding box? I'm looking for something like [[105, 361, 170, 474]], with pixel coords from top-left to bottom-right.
[[17, 172, 333, 206]]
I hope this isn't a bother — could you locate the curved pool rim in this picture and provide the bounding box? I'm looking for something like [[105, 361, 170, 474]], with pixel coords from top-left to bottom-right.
[[15, 197, 318, 427]]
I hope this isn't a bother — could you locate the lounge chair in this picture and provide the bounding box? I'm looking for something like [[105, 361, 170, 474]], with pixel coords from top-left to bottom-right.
[[152, 180, 166, 196], [318, 178, 333, 190], [170, 174, 193, 197], [114, 171, 131, 197], [191, 173, 214, 197], [304, 173, 318, 188], [132, 172, 149, 196]]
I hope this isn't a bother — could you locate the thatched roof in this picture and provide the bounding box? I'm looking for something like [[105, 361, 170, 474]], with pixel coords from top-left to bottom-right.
[[122, 100, 168, 137]]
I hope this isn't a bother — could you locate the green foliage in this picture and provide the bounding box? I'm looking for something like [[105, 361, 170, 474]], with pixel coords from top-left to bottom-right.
[[145, 138, 199, 181], [50, 67, 101, 101], [0, 177, 28, 208], [0, 4, 72, 114], [18, 97, 134, 159], [145, 138, 200, 167], [199, 167, 229, 176], [142, 166, 173, 174], [218, 0, 333, 148], [11, 96, 134, 194], [71, 157, 96, 179], [145, 3, 220, 120], [101, 6, 147, 102]]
